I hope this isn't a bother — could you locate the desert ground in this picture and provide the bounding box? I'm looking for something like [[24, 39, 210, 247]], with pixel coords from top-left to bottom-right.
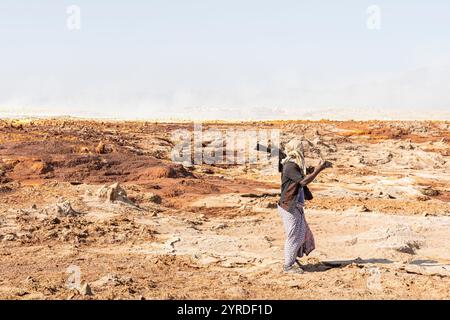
[[0, 118, 449, 300]]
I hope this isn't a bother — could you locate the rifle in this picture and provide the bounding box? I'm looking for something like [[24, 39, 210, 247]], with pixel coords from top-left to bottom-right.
[[255, 142, 286, 173], [255, 142, 314, 200]]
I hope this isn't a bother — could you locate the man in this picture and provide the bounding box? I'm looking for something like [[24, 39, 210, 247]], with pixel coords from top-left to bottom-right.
[[278, 138, 332, 274]]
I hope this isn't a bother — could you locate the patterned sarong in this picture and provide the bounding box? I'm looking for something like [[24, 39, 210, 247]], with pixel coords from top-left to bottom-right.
[[277, 204, 315, 268]]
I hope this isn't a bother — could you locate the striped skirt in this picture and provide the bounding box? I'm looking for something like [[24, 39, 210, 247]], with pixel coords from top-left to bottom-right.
[[277, 204, 315, 268]]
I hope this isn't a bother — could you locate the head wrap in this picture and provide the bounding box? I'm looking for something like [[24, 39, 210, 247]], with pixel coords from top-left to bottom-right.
[[281, 138, 307, 175]]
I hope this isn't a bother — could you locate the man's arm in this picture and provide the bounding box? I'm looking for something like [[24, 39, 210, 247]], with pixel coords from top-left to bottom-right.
[[299, 160, 332, 186]]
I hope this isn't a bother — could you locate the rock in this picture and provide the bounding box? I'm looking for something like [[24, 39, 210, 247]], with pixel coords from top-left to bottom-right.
[[421, 187, 440, 197], [185, 218, 203, 226], [212, 223, 228, 230], [80, 283, 93, 296], [225, 287, 249, 297], [182, 161, 194, 169], [10, 121, 23, 130], [344, 237, 358, 246], [144, 164, 193, 179], [78, 146, 90, 153], [25, 276, 38, 286], [95, 141, 106, 154], [97, 183, 134, 205], [50, 217, 61, 224], [54, 200, 81, 217], [0, 185, 13, 193], [354, 205, 371, 213], [220, 257, 254, 268], [146, 193, 162, 204], [92, 274, 131, 287], [166, 237, 181, 247], [287, 281, 300, 288], [2, 233, 16, 241], [417, 195, 431, 201], [394, 241, 422, 254], [400, 264, 450, 277], [13, 160, 53, 175], [374, 225, 424, 255], [265, 202, 278, 209], [193, 254, 222, 265], [359, 152, 393, 166], [201, 168, 214, 174]]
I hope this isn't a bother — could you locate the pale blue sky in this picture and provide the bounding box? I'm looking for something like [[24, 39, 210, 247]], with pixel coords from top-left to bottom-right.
[[1, 0, 449, 119]]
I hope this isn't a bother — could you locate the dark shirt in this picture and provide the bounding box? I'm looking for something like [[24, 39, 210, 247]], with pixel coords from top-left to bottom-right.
[[278, 161, 305, 213]]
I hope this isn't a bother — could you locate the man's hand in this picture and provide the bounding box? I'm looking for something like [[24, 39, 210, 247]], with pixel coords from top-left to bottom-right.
[[301, 160, 333, 186], [319, 160, 333, 170]]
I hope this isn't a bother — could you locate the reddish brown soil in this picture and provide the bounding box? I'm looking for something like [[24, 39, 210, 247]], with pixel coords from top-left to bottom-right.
[[1, 119, 450, 300]]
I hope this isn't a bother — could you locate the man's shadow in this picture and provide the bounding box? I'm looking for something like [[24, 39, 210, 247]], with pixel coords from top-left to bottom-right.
[[301, 258, 394, 273]]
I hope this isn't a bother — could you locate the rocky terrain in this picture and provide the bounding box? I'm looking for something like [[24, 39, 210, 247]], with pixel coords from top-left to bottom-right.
[[0, 118, 449, 299]]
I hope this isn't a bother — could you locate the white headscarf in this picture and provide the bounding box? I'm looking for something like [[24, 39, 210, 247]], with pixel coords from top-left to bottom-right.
[[281, 138, 307, 175]]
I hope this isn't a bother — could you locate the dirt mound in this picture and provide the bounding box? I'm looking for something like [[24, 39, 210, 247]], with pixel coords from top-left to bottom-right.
[[0, 140, 76, 156], [1, 152, 179, 184], [12, 159, 54, 176], [97, 183, 135, 205], [139, 164, 193, 179], [51, 200, 82, 217], [9, 213, 157, 245]]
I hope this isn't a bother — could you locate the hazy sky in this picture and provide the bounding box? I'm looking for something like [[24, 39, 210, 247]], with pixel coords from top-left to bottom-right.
[[1, 0, 449, 119]]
